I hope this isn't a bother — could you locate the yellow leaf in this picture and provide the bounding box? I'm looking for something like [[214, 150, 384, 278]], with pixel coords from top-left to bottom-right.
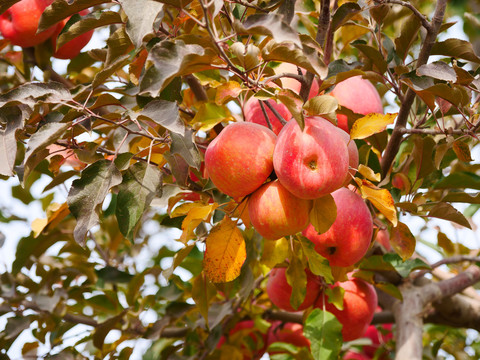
[[350, 113, 397, 140], [203, 217, 246, 283], [390, 222, 416, 261], [179, 203, 218, 243], [453, 140, 473, 162], [215, 81, 243, 104], [355, 178, 398, 226], [171, 202, 204, 217], [309, 194, 337, 234], [261, 237, 289, 269], [32, 202, 70, 238], [358, 164, 381, 182]]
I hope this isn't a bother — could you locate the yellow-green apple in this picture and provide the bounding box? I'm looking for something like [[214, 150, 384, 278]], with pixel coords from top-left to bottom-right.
[[315, 277, 377, 342], [217, 320, 268, 360], [302, 187, 373, 267], [0, 0, 56, 48], [243, 97, 291, 135], [375, 228, 391, 251], [330, 76, 383, 133], [267, 321, 310, 351], [337, 127, 359, 185], [266, 267, 321, 312], [363, 323, 393, 359], [51, 9, 93, 59], [205, 122, 276, 199], [273, 116, 350, 199], [248, 180, 312, 240]]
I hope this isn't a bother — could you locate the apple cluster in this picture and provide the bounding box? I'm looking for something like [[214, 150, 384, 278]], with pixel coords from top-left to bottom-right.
[[0, 0, 93, 59]]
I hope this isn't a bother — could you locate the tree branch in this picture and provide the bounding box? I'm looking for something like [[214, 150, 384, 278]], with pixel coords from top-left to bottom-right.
[[375, 0, 431, 31], [380, 0, 448, 176]]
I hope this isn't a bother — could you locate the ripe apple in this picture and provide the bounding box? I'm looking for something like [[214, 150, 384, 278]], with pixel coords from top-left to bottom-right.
[[315, 277, 378, 342], [330, 76, 383, 133], [344, 351, 370, 360], [0, 0, 57, 48], [302, 187, 373, 267], [205, 122, 276, 199], [337, 127, 359, 185], [273, 116, 349, 199], [248, 180, 312, 240], [375, 228, 391, 251], [266, 267, 321, 312], [51, 9, 93, 59], [243, 97, 291, 135], [217, 320, 268, 360], [274, 62, 320, 98], [267, 321, 310, 351], [363, 323, 393, 359]]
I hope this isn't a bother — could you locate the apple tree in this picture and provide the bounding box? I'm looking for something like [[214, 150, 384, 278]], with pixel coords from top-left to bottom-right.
[[0, 0, 480, 359]]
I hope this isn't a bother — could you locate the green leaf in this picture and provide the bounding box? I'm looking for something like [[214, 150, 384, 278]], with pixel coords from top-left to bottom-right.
[[0, 106, 25, 176], [192, 102, 233, 132], [416, 61, 457, 82], [118, 0, 164, 47], [303, 96, 338, 123], [434, 172, 480, 190], [0, 82, 71, 109], [286, 257, 307, 311], [39, 0, 110, 32], [324, 286, 344, 311], [431, 38, 480, 63], [309, 194, 337, 234], [299, 236, 334, 283], [394, 14, 420, 61], [331, 2, 362, 31], [170, 128, 202, 170], [96, 266, 134, 283], [277, 89, 304, 129], [23, 120, 70, 185], [427, 202, 472, 229], [352, 43, 388, 74], [304, 309, 343, 360], [92, 55, 131, 89], [140, 39, 216, 97], [234, 14, 301, 48], [139, 99, 185, 136], [116, 162, 162, 240], [383, 253, 430, 278], [67, 160, 122, 245], [56, 11, 123, 49]]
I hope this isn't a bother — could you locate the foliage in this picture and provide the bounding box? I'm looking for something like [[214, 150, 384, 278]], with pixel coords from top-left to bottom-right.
[[0, 0, 479, 359]]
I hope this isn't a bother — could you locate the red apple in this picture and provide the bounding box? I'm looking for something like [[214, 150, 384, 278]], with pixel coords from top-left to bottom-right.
[[337, 127, 359, 185], [267, 267, 321, 312], [244, 97, 291, 135], [363, 323, 393, 359], [303, 187, 373, 267], [330, 76, 383, 133], [274, 62, 320, 98], [315, 277, 378, 342], [217, 320, 268, 360], [205, 122, 276, 199], [0, 0, 56, 48], [273, 116, 349, 199], [267, 321, 310, 351], [344, 351, 370, 360], [51, 9, 93, 59], [375, 228, 391, 251], [248, 180, 312, 240]]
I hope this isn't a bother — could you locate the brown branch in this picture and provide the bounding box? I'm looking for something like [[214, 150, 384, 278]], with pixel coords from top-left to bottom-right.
[[398, 127, 469, 135], [263, 99, 287, 125], [414, 256, 480, 279], [375, 0, 431, 31], [299, 0, 330, 101], [380, 0, 448, 176], [258, 100, 274, 130]]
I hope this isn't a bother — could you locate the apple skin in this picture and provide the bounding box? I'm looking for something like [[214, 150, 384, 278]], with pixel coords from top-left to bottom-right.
[[330, 76, 383, 133], [266, 267, 321, 312], [274, 62, 320, 98], [343, 351, 370, 360], [315, 277, 378, 342], [375, 228, 391, 251], [363, 323, 393, 359], [302, 187, 373, 267], [337, 127, 359, 185], [217, 320, 268, 360], [244, 97, 291, 135], [267, 321, 310, 351], [51, 9, 93, 59], [205, 122, 276, 199], [248, 180, 312, 240], [0, 0, 57, 48], [273, 116, 349, 199]]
